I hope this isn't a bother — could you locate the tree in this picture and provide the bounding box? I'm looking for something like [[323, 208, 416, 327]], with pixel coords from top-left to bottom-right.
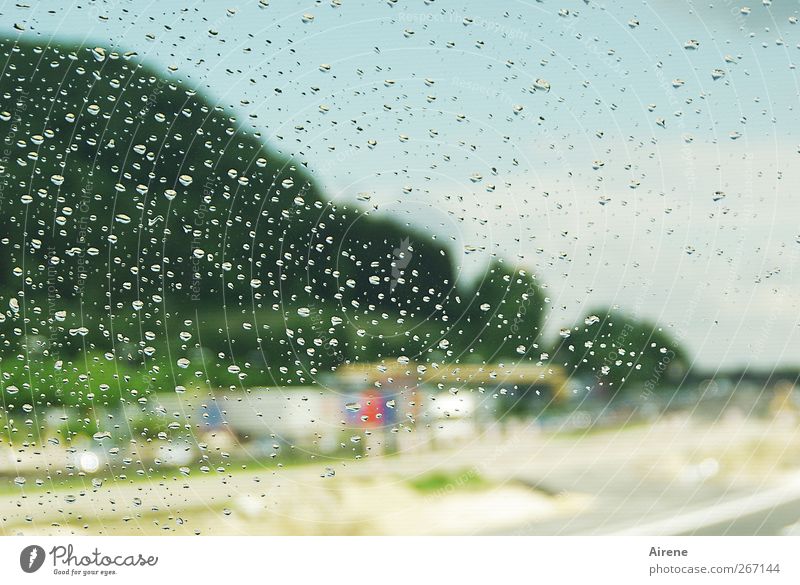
[[449, 260, 546, 361], [550, 308, 687, 397]]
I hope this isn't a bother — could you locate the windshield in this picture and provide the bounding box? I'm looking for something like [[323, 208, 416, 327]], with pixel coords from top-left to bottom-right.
[[1, 0, 799, 542]]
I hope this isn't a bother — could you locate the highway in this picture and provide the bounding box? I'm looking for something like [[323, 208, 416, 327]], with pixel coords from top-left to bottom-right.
[[5, 415, 800, 535]]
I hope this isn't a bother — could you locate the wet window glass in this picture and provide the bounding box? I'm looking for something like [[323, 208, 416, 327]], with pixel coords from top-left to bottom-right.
[[1, 1, 799, 539]]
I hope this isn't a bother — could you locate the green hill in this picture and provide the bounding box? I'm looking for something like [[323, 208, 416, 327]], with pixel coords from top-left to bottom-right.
[[0, 39, 546, 406]]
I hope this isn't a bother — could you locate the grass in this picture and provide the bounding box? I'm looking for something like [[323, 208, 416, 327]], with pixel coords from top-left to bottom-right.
[[407, 468, 490, 494]]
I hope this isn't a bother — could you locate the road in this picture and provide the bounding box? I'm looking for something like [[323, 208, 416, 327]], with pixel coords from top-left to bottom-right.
[[492, 415, 800, 536], [4, 414, 800, 535]]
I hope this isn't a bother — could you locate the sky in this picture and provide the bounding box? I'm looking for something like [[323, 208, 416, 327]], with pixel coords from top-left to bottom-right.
[[3, 0, 800, 370]]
